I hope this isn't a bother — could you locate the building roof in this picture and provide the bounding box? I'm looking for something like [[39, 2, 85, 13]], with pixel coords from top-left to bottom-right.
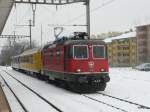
[[0, 0, 13, 34], [136, 24, 150, 28], [104, 32, 136, 43]]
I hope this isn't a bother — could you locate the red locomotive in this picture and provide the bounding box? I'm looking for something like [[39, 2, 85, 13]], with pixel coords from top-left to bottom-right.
[[42, 32, 110, 92], [12, 32, 110, 92]]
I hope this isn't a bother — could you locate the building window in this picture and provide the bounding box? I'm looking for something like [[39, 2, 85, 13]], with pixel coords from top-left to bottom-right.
[[118, 53, 122, 56]]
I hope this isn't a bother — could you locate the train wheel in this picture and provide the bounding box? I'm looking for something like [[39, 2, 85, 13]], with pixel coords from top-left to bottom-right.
[[67, 82, 107, 93], [54, 79, 68, 89], [67, 82, 88, 93], [36, 73, 44, 80]]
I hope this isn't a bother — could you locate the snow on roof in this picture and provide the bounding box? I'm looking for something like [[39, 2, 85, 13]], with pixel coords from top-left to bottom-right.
[[103, 38, 112, 43], [19, 48, 41, 56], [104, 32, 136, 43], [135, 24, 150, 28]]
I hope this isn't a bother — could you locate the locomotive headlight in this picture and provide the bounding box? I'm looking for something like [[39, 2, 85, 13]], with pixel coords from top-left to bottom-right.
[[100, 68, 105, 72], [76, 69, 81, 73]]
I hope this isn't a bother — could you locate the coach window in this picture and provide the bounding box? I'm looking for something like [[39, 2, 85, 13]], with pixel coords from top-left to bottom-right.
[[29, 55, 32, 63], [24, 56, 26, 62], [20, 57, 23, 63], [20, 57, 22, 62], [93, 45, 105, 59], [24, 56, 26, 63], [23, 57, 25, 62], [25, 56, 28, 63], [18, 58, 20, 63], [56, 48, 60, 63], [23, 57, 25, 63]]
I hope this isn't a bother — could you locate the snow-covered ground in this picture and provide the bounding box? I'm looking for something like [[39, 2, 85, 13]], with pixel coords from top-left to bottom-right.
[[0, 66, 150, 112], [106, 68, 150, 107]]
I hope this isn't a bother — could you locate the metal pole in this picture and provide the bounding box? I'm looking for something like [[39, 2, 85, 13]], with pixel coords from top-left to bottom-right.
[[13, 31, 16, 44], [41, 24, 43, 47], [86, 0, 90, 39], [32, 4, 36, 26], [29, 20, 32, 48]]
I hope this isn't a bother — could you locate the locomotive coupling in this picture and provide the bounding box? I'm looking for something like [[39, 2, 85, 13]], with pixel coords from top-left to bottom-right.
[[77, 76, 88, 83]]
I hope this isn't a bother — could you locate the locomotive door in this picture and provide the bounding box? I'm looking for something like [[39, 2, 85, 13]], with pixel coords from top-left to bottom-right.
[[64, 46, 68, 71], [64, 46, 72, 71]]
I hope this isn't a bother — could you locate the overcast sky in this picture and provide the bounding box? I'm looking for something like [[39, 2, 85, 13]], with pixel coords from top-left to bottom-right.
[[1, 0, 150, 47]]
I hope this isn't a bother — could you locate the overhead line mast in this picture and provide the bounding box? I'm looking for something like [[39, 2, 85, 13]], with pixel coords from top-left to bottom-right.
[[86, 0, 90, 39]]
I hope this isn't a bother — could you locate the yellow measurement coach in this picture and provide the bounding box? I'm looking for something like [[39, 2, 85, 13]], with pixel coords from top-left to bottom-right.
[[12, 48, 42, 74]]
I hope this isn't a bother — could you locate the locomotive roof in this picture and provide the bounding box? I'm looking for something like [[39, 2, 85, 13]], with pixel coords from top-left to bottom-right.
[[13, 48, 41, 58], [43, 32, 106, 49], [43, 39, 106, 49], [64, 39, 106, 45]]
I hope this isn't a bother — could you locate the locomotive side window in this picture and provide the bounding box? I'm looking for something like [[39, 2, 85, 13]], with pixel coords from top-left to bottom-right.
[[68, 47, 73, 58], [56, 48, 60, 63], [49, 50, 53, 63], [93, 45, 105, 59], [73, 45, 88, 59]]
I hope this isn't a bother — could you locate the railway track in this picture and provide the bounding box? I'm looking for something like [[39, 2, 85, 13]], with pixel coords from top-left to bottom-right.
[[1, 70, 63, 112], [83, 94, 128, 112], [82, 92, 150, 112], [2, 69, 125, 112], [96, 92, 150, 110], [4, 69, 125, 112]]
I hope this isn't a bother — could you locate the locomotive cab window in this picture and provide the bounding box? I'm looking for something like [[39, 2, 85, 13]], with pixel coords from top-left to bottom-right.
[[93, 45, 105, 59], [73, 45, 88, 59]]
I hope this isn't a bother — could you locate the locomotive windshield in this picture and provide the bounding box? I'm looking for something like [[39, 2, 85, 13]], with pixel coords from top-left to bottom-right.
[[93, 45, 105, 58], [73, 45, 88, 59]]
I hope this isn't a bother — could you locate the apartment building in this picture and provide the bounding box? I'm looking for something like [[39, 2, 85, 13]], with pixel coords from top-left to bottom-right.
[[136, 24, 150, 64], [129, 37, 137, 66], [106, 42, 113, 66], [104, 32, 137, 67]]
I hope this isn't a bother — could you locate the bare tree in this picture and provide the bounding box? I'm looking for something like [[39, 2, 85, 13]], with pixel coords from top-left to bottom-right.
[[0, 40, 37, 66]]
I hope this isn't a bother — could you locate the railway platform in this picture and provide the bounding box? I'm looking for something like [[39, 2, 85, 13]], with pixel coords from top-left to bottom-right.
[[0, 83, 11, 112]]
